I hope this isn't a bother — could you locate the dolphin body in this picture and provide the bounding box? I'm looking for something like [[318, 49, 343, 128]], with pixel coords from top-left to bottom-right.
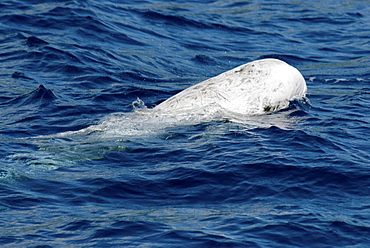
[[46, 58, 307, 138]]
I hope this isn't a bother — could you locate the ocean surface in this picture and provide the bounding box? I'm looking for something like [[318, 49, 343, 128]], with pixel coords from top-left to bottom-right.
[[1, 0, 370, 247]]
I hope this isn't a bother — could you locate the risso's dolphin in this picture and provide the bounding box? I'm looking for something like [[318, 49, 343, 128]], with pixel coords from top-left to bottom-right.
[[54, 58, 307, 137]]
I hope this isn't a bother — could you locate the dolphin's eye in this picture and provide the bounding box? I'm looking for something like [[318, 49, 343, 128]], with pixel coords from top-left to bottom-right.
[[264, 106, 271, 112]]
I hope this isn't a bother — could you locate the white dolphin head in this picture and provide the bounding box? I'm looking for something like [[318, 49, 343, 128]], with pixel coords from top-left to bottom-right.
[[154, 58, 307, 117]]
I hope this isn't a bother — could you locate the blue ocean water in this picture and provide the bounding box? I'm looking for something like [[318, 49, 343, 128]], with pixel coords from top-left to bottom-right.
[[1, 0, 370, 247]]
